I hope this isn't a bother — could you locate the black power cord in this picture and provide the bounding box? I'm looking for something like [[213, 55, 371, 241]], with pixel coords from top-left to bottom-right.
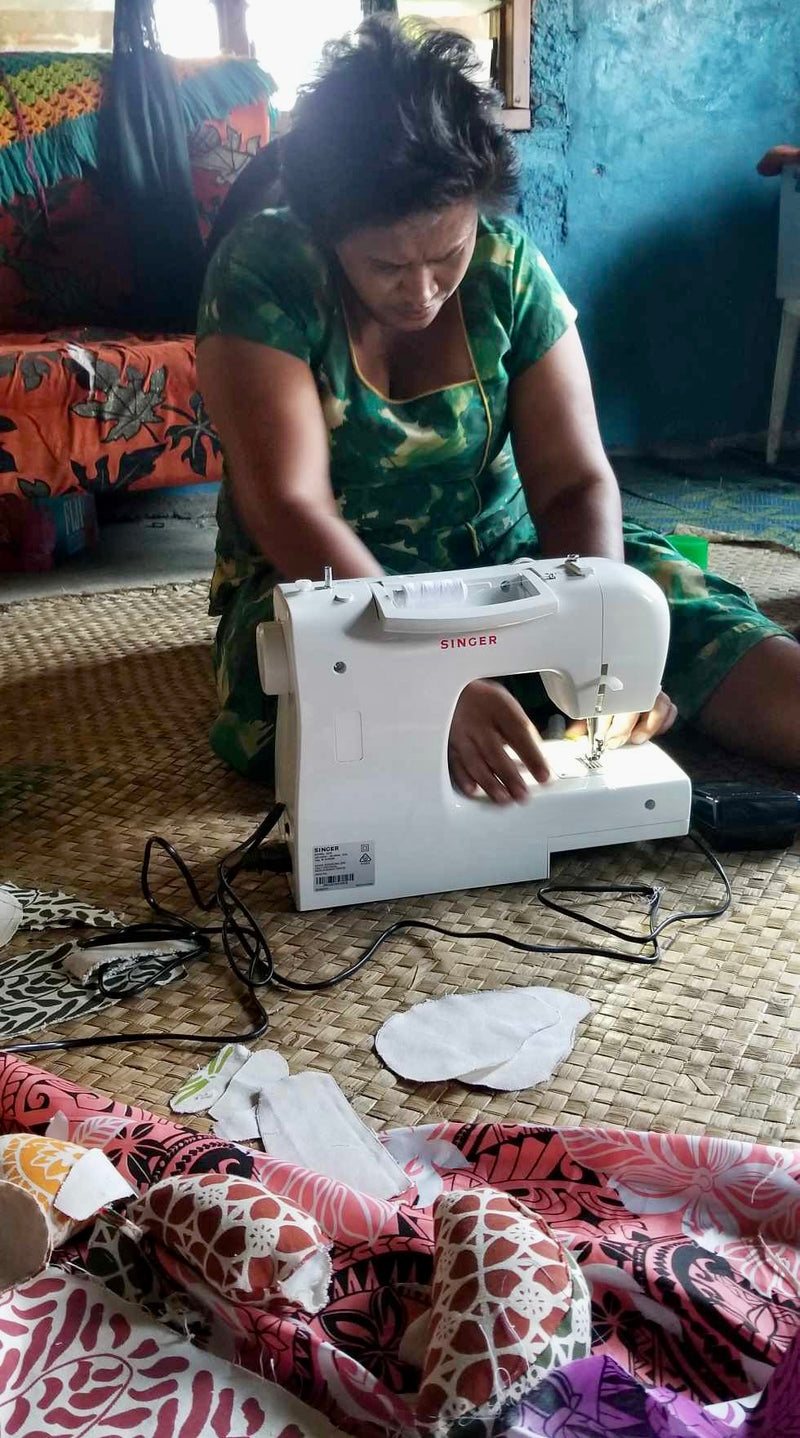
[[3, 804, 288, 1057], [2, 807, 731, 1057]]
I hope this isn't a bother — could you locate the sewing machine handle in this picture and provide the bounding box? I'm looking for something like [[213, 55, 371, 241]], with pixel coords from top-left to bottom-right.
[[371, 573, 559, 634]]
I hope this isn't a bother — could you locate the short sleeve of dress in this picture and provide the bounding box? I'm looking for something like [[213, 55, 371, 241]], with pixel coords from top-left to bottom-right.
[[197, 210, 326, 365], [505, 228, 578, 380]]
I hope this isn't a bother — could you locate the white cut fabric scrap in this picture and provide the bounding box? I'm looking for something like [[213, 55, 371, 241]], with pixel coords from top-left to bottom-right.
[[374, 987, 590, 1091], [55, 1149, 136, 1221], [170, 1044, 252, 1115], [374, 987, 561, 1081], [460, 990, 591, 1090], [257, 1072, 412, 1200], [209, 1048, 291, 1140], [65, 938, 194, 986], [0, 886, 22, 950]]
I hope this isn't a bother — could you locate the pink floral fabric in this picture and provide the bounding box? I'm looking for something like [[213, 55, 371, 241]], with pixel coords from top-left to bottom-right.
[[0, 1055, 799, 1438], [562, 1127, 800, 1301]]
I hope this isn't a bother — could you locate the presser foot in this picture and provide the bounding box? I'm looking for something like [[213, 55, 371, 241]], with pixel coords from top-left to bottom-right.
[[580, 755, 604, 772], [583, 716, 606, 770], [578, 753, 604, 776]]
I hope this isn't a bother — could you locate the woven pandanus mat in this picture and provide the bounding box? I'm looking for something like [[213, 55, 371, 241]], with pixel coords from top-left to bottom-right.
[[1, 545, 799, 1143]]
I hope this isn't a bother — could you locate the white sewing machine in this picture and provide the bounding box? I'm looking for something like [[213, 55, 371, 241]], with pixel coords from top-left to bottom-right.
[[257, 557, 692, 911]]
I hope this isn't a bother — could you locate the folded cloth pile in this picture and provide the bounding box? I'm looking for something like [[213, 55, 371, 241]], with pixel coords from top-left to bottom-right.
[[1, 1055, 798, 1438]]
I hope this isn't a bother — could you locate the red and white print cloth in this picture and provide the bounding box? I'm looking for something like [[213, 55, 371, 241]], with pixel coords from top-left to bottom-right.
[[415, 1189, 590, 1433], [131, 1171, 332, 1313], [1, 1268, 345, 1437], [0, 1057, 799, 1438]]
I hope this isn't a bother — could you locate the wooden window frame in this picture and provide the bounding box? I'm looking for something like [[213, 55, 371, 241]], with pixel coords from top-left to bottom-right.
[[499, 0, 531, 130], [219, 0, 532, 129], [212, 0, 250, 56]]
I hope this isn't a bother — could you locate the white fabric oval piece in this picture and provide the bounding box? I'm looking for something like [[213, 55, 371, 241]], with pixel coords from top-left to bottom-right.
[[461, 990, 591, 1090], [0, 886, 22, 951], [374, 988, 561, 1082]]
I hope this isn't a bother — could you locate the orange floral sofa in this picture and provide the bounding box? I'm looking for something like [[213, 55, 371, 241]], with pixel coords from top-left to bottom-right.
[[0, 53, 273, 507]]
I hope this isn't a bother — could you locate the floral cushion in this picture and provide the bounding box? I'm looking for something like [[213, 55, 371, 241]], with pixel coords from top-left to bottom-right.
[[0, 85, 270, 499], [0, 331, 222, 498], [0, 1133, 85, 1246]]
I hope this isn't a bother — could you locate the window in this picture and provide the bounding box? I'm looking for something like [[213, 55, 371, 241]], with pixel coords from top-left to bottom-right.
[[397, 1, 495, 85], [1, 0, 114, 52], [154, 0, 220, 59], [15, 0, 530, 128], [397, 0, 531, 129], [248, 0, 362, 113], [245, 0, 531, 127]]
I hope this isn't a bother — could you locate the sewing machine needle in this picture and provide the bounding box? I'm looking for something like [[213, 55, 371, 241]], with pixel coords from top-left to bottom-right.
[[586, 716, 598, 761]]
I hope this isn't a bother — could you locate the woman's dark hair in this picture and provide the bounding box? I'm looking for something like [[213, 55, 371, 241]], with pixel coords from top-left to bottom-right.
[[281, 17, 519, 243]]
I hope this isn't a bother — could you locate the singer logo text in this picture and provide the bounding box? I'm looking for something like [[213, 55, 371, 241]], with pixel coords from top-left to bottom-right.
[[440, 634, 498, 650]]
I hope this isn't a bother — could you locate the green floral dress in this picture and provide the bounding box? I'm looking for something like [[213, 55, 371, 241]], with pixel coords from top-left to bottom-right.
[[197, 208, 785, 778]]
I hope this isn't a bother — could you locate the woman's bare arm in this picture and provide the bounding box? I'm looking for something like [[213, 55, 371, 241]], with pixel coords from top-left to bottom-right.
[[197, 335, 382, 581], [508, 325, 623, 561]]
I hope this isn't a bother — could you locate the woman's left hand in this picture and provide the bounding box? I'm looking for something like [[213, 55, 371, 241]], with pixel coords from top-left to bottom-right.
[[564, 690, 677, 749]]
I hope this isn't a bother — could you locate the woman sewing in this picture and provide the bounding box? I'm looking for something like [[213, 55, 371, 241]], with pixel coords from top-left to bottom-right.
[[197, 19, 797, 804]]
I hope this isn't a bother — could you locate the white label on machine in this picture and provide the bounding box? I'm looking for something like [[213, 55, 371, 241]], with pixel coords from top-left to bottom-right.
[[313, 842, 375, 891]]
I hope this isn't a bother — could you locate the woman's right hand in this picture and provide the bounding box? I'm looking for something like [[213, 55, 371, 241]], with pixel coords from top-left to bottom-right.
[[448, 679, 551, 804]]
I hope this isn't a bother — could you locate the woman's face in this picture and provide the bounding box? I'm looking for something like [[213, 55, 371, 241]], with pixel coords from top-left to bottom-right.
[[335, 201, 479, 331]]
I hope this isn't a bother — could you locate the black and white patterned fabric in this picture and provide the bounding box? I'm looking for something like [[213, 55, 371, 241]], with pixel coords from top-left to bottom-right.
[[0, 943, 188, 1040], [2, 882, 121, 931]]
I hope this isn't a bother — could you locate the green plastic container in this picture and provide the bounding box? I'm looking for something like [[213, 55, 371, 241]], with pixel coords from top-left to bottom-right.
[[665, 533, 709, 570]]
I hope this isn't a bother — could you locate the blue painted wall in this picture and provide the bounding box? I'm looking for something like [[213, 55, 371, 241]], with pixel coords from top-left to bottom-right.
[[516, 0, 800, 449]]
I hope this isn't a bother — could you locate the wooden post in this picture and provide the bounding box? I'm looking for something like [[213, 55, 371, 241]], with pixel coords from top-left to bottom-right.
[[505, 0, 531, 113], [497, 0, 532, 130], [212, 0, 251, 56]]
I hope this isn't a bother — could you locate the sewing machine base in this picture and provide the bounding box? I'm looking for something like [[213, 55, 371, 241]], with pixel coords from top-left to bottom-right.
[[283, 739, 692, 911]]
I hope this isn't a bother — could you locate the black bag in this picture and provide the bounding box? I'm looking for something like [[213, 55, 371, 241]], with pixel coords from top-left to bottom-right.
[[100, 0, 206, 332]]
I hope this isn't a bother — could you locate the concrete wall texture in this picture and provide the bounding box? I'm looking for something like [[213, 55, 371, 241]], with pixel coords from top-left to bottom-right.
[[516, 0, 800, 449]]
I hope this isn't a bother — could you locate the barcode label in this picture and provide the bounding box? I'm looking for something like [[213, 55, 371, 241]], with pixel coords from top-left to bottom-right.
[[313, 841, 375, 891]]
